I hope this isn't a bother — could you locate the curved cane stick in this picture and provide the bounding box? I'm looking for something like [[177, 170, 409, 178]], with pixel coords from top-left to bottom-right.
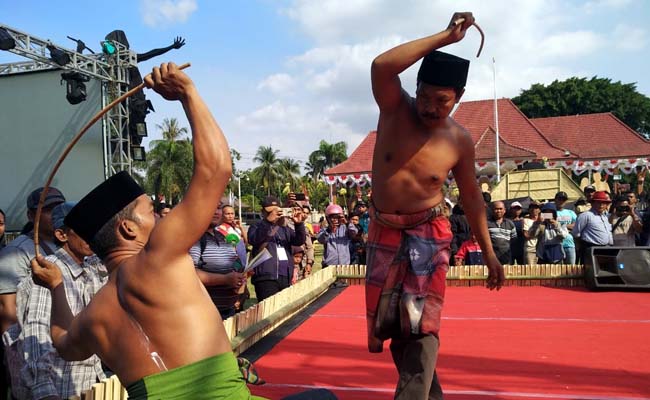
[[453, 18, 485, 58], [33, 62, 191, 257]]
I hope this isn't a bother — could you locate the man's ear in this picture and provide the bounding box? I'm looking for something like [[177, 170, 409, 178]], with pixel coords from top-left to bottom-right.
[[54, 228, 68, 243], [118, 219, 138, 240], [27, 209, 35, 222]]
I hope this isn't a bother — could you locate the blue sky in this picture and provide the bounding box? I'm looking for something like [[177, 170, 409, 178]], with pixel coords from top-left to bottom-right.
[[2, 0, 649, 171]]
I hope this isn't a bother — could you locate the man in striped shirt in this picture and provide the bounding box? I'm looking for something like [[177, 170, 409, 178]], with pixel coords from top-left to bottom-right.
[[487, 201, 517, 265], [3, 202, 107, 399]]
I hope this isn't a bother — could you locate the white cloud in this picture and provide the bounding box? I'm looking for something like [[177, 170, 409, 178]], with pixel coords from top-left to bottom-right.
[[537, 31, 603, 58], [220, 0, 647, 172], [140, 0, 197, 28], [583, 0, 633, 13], [257, 73, 296, 94], [612, 25, 647, 51], [232, 100, 365, 169]]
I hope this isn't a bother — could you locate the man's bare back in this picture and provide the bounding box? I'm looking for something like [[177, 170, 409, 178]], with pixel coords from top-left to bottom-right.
[[31, 63, 236, 388], [77, 242, 231, 385]]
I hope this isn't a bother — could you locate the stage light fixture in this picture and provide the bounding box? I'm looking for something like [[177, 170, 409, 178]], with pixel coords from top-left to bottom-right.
[[135, 122, 148, 137], [0, 28, 16, 50], [101, 40, 116, 55], [131, 146, 146, 162], [61, 72, 90, 105], [47, 44, 70, 66]]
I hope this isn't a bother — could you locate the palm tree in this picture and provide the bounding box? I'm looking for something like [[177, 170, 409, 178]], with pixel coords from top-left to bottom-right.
[[305, 152, 322, 183], [278, 158, 302, 190], [145, 118, 193, 205], [156, 117, 188, 142], [307, 140, 348, 181], [227, 148, 242, 195], [253, 146, 280, 195]]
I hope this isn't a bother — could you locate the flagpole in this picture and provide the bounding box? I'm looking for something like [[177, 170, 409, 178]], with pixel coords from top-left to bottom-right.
[[493, 57, 501, 183]]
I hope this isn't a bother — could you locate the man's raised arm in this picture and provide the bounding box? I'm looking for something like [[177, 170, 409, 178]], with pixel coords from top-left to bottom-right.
[[371, 12, 474, 112], [145, 63, 232, 256]]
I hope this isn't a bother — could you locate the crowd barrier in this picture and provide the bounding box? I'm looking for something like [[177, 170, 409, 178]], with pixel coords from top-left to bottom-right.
[[336, 263, 586, 287], [70, 262, 585, 399]]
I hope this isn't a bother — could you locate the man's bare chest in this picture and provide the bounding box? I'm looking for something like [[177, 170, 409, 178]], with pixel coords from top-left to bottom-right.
[[375, 129, 458, 169]]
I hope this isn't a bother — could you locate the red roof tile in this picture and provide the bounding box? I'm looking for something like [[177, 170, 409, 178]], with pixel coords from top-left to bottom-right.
[[325, 131, 376, 175], [326, 103, 650, 177], [453, 99, 571, 159], [474, 127, 537, 161], [531, 113, 650, 159]]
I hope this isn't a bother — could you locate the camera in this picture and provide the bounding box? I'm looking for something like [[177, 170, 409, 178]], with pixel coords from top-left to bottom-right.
[[617, 206, 631, 213], [540, 212, 553, 220]]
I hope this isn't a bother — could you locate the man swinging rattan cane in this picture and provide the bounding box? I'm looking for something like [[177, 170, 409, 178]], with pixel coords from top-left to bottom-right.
[[366, 12, 505, 399]]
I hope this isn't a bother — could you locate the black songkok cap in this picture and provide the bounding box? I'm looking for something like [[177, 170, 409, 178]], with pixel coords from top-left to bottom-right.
[[65, 171, 145, 243], [417, 50, 470, 88]]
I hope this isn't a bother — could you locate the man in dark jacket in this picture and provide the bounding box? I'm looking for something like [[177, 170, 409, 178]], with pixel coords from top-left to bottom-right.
[[449, 202, 470, 260], [248, 196, 306, 301]]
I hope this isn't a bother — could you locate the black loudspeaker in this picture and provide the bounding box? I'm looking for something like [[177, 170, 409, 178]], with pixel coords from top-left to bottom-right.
[[584, 247, 650, 290]]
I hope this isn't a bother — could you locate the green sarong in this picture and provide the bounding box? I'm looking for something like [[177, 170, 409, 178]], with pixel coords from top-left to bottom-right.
[[126, 352, 268, 399]]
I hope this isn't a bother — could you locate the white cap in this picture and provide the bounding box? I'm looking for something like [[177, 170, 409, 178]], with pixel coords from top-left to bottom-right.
[[510, 201, 523, 208]]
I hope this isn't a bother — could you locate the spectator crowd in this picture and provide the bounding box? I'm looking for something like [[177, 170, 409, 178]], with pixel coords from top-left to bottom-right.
[[0, 184, 370, 399], [451, 186, 649, 267], [0, 180, 647, 398]]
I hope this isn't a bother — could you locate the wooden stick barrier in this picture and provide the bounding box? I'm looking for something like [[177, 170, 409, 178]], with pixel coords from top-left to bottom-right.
[[229, 277, 334, 353], [67, 262, 586, 399]]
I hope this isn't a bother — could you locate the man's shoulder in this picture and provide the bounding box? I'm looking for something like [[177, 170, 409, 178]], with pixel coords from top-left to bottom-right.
[[0, 235, 34, 255], [558, 209, 577, 217], [251, 219, 271, 229], [45, 253, 62, 264]]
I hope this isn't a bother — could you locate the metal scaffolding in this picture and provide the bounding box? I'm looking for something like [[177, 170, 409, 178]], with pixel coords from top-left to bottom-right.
[[0, 23, 138, 177]]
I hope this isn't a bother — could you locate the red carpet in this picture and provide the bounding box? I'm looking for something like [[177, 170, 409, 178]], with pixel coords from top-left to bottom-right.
[[250, 286, 650, 400]]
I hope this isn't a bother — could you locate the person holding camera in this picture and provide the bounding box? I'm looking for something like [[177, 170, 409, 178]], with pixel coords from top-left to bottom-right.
[[609, 197, 643, 247], [554, 191, 577, 265], [529, 204, 568, 264], [522, 201, 542, 265], [285, 201, 316, 278], [248, 196, 306, 302], [317, 204, 357, 268]]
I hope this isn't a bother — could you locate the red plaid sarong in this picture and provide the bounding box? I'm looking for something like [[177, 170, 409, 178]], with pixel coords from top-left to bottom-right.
[[365, 204, 452, 341]]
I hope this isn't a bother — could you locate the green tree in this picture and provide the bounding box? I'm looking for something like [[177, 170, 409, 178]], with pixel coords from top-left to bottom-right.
[[307, 140, 348, 181], [145, 118, 193, 205], [253, 146, 280, 195], [228, 148, 242, 195], [305, 152, 322, 183], [157, 117, 188, 141], [512, 77, 650, 137], [303, 178, 330, 211], [278, 158, 302, 191]]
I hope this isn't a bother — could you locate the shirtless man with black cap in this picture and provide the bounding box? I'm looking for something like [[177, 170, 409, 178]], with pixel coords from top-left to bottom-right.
[[30, 63, 267, 399], [366, 12, 505, 399]]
